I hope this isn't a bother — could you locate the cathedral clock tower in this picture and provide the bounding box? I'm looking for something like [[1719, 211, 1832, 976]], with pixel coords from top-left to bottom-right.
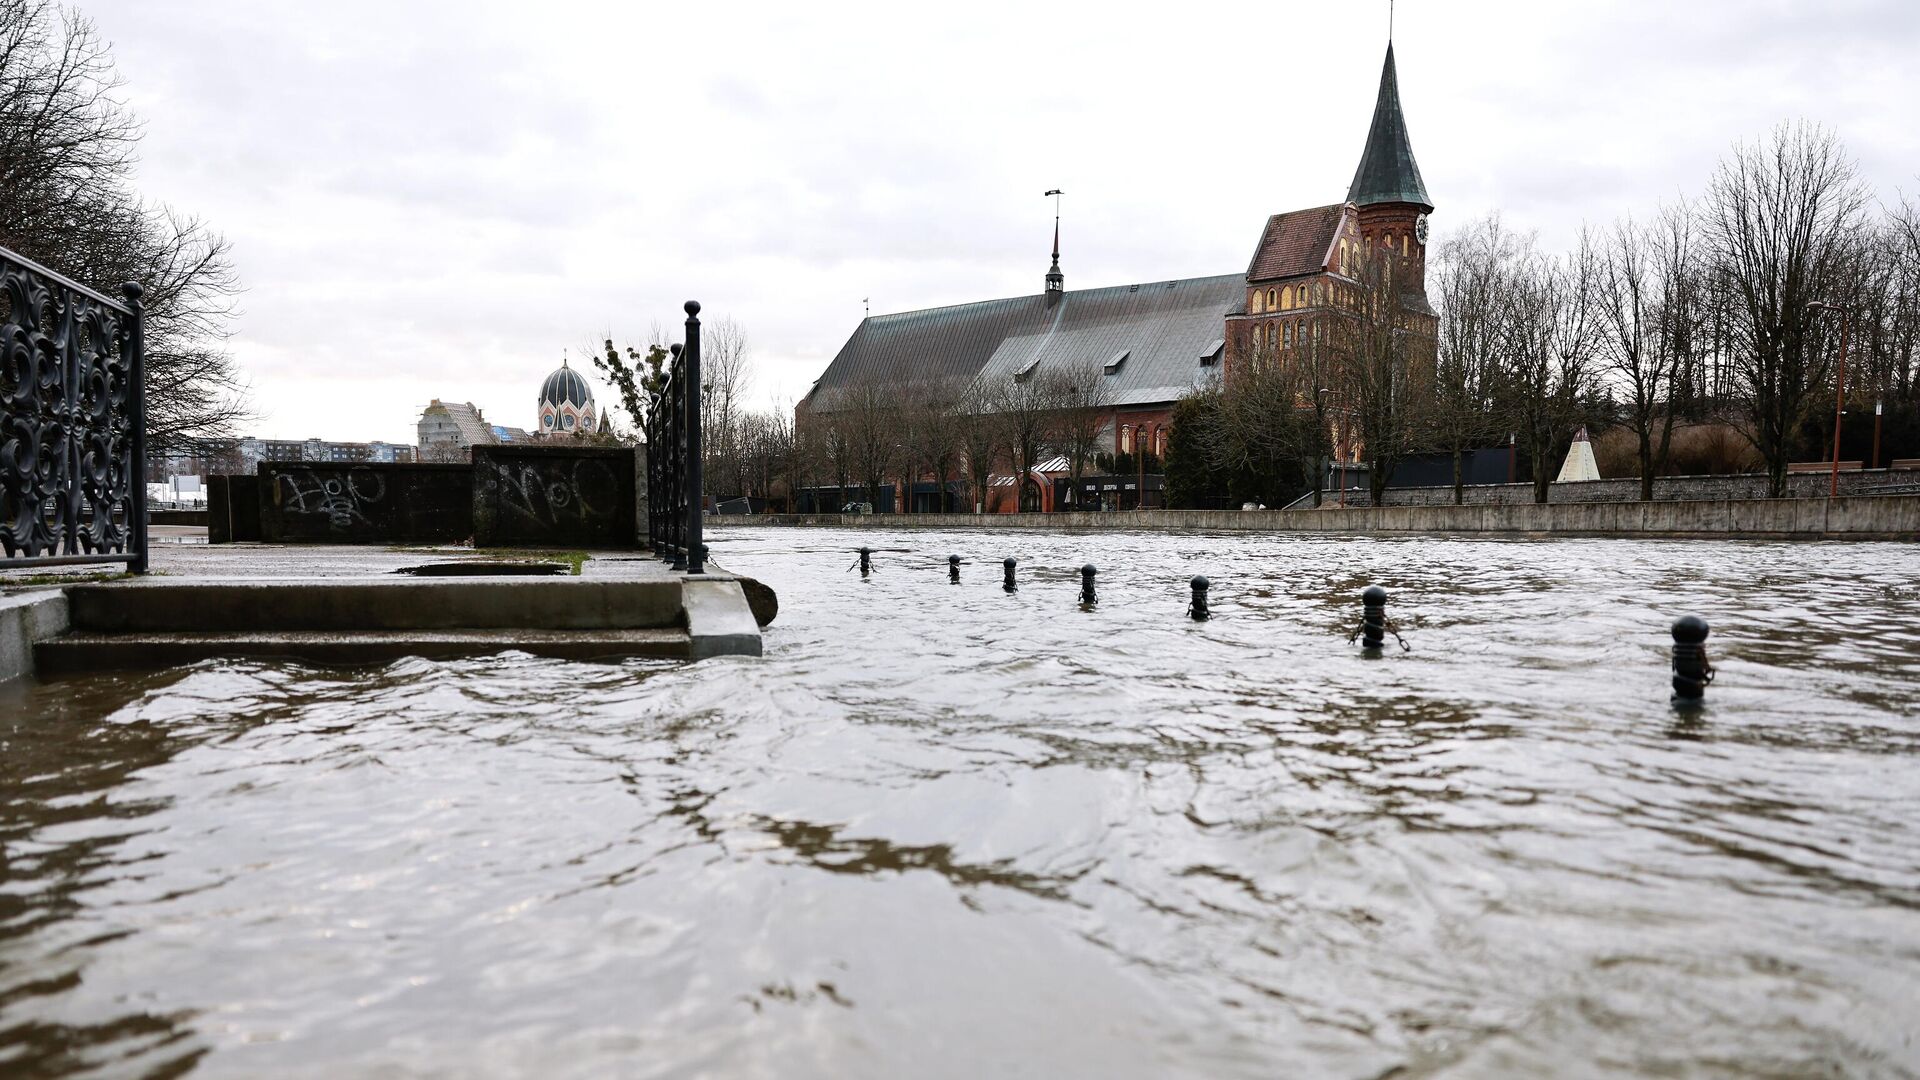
[[1346, 43, 1434, 298]]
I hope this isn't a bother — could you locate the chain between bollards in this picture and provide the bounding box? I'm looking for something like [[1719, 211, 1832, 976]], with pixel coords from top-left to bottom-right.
[[1003, 557, 1018, 593], [1671, 615, 1713, 707], [1188, 576, 1209, 621], [1349, 585, 1410, 652], [1080, 564, 1097, 607]]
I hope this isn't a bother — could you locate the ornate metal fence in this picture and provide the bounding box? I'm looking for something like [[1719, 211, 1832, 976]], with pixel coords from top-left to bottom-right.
[[0, 245, 147, 572], [646, 301, 704, 574]]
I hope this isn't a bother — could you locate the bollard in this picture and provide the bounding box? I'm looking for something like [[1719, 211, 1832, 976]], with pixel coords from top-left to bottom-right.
[[858, 546, 872, 577], [1671, 615, 1713, 707], [1003, 557, 1018, 593], [949, 554, 961, 583], [1361, 585, 1387, 651], [1189, 576, 1210, 621], [1080, 564, 1097, 606]]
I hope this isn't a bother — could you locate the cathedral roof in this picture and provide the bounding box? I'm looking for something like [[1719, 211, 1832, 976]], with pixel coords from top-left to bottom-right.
[[540, 362, 593, 409], [805, 274, 1243, 411], [1247, 204, 1347, 282], [1346, 44, 1432, 212]]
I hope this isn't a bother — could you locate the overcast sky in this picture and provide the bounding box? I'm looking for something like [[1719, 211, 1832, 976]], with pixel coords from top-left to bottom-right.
[[82, 0, 1920, 444]]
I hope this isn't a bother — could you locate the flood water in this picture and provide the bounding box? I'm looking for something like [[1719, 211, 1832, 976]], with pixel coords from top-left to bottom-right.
[[3, 528, 1918, 1078]]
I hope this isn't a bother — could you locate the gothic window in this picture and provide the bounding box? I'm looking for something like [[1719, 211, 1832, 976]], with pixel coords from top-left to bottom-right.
[[1120, 425, 1134, 454], [1267, 289, 1276, 310]]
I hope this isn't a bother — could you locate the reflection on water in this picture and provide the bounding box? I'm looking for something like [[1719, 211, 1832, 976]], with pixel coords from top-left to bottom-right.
[[2, 530, 1918, 1078]]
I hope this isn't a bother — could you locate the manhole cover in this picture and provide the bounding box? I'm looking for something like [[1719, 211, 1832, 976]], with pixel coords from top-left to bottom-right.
[[395, 561, 569, 577]]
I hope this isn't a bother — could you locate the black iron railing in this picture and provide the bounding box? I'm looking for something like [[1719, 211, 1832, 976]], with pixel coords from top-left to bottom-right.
[[0, 244, 148, 572], [646, 301, 704, 574]]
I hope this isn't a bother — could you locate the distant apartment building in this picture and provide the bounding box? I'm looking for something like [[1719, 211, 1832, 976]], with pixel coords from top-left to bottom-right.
[[230, 438, 417, 471]]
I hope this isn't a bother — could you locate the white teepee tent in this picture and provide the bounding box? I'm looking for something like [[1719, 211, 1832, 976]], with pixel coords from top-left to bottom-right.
[[1555, 426, 1602, 483]]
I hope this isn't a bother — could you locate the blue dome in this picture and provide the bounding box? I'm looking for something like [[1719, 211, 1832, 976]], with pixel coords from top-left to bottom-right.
[[540, 363, 592, 409]]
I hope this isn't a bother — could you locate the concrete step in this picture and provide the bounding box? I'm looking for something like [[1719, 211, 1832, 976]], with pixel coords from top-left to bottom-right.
[[64, 578, 686, 633], [35, 627, 691, 673]]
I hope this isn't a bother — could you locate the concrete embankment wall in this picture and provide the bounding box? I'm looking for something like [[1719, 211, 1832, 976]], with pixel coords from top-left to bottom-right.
[[717, 495, 1920, 540], [1373, 469, 1919, 507]]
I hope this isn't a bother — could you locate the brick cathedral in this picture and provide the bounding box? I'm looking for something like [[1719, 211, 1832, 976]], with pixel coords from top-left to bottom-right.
[[800, 42, 1435, 512]]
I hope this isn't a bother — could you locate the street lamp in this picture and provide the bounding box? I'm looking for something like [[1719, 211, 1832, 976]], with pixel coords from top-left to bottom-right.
[[1873, 398, 1884, 471], [1807, 300, 1850, 498]]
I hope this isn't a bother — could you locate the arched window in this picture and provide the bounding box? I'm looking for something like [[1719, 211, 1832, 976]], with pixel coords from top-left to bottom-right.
[[1120, 425, 1134, 454], [1250, 291, 1263, 313], [1267, 289, 1276, 310], [1157, 429, 1168, 457]]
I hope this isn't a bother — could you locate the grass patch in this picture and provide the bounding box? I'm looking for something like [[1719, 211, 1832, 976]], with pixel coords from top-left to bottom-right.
[[470, 549, 589, 576], [382, 544, 587, 576]]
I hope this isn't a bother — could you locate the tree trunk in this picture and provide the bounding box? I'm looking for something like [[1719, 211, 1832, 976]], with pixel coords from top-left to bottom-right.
[[1532, 437, 1552, 504], [1451, 448, 1465, 505], [1638, 426, 1655, 501]]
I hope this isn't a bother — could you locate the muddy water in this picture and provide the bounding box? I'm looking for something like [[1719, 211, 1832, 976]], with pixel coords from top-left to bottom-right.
[[2, 529, 1917, 1078]]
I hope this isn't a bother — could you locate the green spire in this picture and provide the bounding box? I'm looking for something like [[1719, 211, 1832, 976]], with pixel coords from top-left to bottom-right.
[[1346, 44, 1432, 211]]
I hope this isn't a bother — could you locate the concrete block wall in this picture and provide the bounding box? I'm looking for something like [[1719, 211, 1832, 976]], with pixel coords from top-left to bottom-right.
[[471, 445, 636, 548]]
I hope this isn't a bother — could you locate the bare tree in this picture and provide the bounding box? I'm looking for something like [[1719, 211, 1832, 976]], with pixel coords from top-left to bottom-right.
[[899, 377, 965, 514], [997, 369, 1058, 513], [1501, 231, 1605, 503], [1, 0, 247, 448], [1048, 358, 1113, 509], [695, 316, 755, 498], [1212, 325, 1321, 506], [840, 380, 900, 512], [1597, 204, 1705, 499], [1704, 121, 1872, 495], [958, 374, 1005, 513], [1431, 217, 1519, 503], [1335, 245, 1432, 503]]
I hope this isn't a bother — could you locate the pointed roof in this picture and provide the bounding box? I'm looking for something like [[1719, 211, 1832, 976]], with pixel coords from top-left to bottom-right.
[[1346, 44, 1432, 212]]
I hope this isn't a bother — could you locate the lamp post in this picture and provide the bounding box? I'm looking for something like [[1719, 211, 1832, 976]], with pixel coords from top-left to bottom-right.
[[1873, 398, 1883, 471], [1808, 300, 1850, 498], [1507, 432, 1517, 485]]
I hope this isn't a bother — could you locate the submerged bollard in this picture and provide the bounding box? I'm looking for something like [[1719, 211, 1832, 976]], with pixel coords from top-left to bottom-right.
[[1360, 585, 1388, 651], [1003, 557, 1018, 593], [1671, 615, 1713, 707], [858, 546, 872, 577], [1189, 576, 1210, 621], [1080, 564, 1097, 607], [949, 554, 961, 583]]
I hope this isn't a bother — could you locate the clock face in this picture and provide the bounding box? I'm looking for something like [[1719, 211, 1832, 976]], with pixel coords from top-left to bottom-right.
[[1415, 215, 1430, 245]]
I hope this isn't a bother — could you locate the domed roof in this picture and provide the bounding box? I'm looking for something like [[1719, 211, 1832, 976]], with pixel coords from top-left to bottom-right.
[[540, 361, 593, 409]]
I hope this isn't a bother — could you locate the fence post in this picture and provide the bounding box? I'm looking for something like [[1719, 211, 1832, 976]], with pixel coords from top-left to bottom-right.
[[122, 282, 149, 575], [684, 300, 704, 575]]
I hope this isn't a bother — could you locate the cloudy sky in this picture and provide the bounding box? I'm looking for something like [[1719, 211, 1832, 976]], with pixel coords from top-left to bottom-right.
[[82, 0, 1920, 443]]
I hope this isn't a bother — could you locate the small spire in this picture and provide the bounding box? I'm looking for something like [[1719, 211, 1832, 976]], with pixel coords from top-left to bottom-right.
[[1044, 189, 1065, 296]]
